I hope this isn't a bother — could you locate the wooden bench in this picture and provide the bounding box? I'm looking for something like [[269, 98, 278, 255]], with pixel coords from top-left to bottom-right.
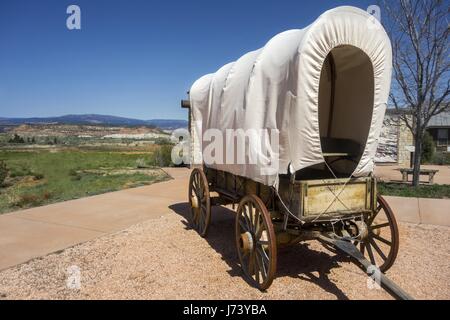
[[399, 168, 439, 185]]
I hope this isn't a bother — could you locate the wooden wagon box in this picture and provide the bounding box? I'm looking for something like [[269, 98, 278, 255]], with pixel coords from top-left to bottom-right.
[[281, 177, 376, 220]]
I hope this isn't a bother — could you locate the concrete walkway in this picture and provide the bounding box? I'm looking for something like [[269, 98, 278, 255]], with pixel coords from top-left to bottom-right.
[[384, 196, 450, 226], [0, 167, 189, 271], [0, 167, 448, 271]]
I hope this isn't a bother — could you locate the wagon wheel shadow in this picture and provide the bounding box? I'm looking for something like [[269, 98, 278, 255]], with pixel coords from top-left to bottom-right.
[[276, 245, 350, 300], [169, 202, 350, 299]]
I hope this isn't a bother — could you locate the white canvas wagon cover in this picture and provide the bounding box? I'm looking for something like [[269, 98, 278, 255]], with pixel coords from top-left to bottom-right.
[[189, 6, 392, 187]]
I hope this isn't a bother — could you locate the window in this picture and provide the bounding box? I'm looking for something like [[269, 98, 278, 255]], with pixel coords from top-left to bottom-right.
[[437, 129, 448, 146]]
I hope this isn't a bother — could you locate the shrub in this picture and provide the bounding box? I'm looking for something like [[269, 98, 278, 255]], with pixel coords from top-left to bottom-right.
[[15, 194, 41, 207], [14, 191, 52, 208], [68, 169, 82, 181], [154, 137, 172, 145], [9, 167, 33, 177], [8, 134, 25, 144], [71, 174, 82, 181], [42, 191, 52, 200], [149, 145, 173, 167], [135, 158, 149, 169], [0, 160, 8, 186], [33, 173, 44, 180], [421, 131, 435, 163], [430, 152, 450, 165]]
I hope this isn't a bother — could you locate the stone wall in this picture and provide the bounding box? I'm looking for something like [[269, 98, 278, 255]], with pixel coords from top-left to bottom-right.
[[397, 117, 414, 166], [375, 112, 413, 166]]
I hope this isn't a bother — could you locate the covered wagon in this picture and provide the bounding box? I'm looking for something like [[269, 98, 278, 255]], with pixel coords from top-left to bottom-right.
[[181, 6, 411, 299]]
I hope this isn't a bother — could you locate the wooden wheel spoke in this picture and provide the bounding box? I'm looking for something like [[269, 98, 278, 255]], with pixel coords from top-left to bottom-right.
[[238, 218, 247, 232], [369, 237, 387, 261], [195, 173, 200, 188], [360, 242, 366, 255], [248, 251, 256, 276], [195, 209, 201, 224], [256, 246, 270, 271], [366, 242, 376, 265], [201, 202, 208, 218], [243, 207, 252, 231], [254, 210, 261, 234], [248, 202, 254, 226], [193, 175, 199, 191], [199, 208, 206, 226], [255, 219, 264, 238], [372, 233, 392, 246], [198, 183, 204, 197], [371, 222, 390, 230], [255, 251, 265, 282], [193, 207, 199, 220], [368, 207, 382, 225], [255, 268, 260, 283]]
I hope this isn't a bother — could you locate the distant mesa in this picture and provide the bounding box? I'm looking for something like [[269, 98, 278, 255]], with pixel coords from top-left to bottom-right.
[[0, 114, 188, 130]]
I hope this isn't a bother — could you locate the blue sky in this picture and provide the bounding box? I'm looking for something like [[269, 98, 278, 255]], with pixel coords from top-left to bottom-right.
[[0, 0, 373, 120]]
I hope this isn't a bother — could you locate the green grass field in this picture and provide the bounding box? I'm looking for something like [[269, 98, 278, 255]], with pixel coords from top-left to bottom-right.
[[378, 182, 450, 199], [0, 150, 171, 214]]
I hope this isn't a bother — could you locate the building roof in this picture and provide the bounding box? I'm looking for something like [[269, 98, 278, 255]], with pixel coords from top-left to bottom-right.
[[428, 112, 450, 128]]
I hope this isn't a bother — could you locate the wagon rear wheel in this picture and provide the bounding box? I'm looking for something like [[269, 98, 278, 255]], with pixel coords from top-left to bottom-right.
[[235, 195, 277, 290], [360, 195, 399, 272], [188, 168, 211, 237]]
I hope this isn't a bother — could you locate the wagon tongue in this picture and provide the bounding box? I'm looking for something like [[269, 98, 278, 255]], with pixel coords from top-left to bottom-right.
[[318, 234, 413, 300]]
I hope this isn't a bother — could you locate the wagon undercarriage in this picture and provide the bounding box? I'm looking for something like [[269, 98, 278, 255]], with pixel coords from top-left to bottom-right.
[[188, 167, 412, 300]]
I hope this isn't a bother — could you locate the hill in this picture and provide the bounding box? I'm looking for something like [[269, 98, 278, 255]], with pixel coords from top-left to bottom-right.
[[0, 114, 187, 130]]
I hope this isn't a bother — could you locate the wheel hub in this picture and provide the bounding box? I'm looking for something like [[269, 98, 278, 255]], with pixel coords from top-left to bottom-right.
[[347, 220, 369, 241], [355, 221, 369, 240], [239, 231, 254, 253]]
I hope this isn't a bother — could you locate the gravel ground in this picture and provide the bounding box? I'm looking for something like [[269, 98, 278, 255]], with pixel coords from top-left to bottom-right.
[[0, 203, 449, 300]]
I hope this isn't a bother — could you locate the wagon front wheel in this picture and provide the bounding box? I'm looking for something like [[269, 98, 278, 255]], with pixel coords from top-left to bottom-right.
[[360, 195, 399, 272], [235, 195, 277, 290], [188, 168, 211, 237]]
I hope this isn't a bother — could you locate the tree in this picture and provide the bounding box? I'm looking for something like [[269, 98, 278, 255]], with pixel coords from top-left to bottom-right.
[[383, 0, 449, 186], [8, 134, 25, 144]]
